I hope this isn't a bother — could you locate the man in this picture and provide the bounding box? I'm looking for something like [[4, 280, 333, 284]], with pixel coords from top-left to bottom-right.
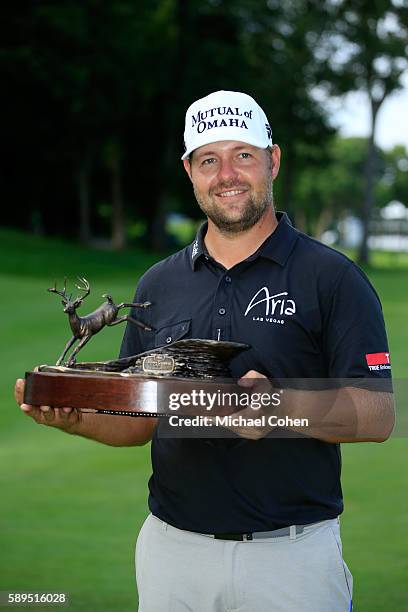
[[16, 90, 394, 612]]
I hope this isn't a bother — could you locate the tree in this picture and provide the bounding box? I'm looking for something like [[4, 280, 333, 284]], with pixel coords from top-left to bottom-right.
[[318, 0, 408, 264], [233, 0, 337, 222], [294, 136, 387, 237], [1, 1, 178, 247], [380, 145, 408, 205], [5, 0, 387, 253]]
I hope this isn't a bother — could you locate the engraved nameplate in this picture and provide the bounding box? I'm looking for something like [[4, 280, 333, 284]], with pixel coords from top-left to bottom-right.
[[142, 354, 175, 375]]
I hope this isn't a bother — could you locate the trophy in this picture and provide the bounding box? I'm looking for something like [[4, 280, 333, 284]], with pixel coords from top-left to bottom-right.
[[24, 278, 249, 418]]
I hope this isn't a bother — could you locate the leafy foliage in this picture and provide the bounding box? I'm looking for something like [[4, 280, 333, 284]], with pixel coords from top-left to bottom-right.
[[1, 1, 407, 250]]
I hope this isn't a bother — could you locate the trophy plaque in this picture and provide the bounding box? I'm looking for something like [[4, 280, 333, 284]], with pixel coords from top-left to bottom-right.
[[24, 278, 250, 418]]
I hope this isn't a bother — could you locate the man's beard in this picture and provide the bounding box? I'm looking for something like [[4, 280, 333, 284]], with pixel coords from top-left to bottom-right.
[[193, 175, 273, 234]]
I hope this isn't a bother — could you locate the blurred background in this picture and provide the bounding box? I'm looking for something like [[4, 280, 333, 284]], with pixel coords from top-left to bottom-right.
[[0, 1, 407, 610]]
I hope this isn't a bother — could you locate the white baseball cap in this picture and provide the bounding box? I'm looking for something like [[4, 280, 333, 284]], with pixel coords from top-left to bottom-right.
[[181, 90, 272, 160]]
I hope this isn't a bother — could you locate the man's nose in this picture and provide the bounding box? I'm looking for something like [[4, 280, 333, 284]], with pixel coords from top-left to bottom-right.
[[216, 158, 239, 182]]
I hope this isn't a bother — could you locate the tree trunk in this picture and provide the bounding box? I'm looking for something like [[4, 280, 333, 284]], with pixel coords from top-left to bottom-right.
[[358, 97, 382, 266], [77, 152, 92, 245], [151, 0, 190, 251], [109, 144, 126, 251], [295, 208, 307, 233], [280, 144, 296, 223], [313, 208, 333, 241]]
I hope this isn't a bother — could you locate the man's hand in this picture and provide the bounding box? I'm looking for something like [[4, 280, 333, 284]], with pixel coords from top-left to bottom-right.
[[234, 371, 395, 443], [230, 370, 277, 440], [238, 369, 270, 390], [14, 378, 157, 446], [14, 378, 81, 433]]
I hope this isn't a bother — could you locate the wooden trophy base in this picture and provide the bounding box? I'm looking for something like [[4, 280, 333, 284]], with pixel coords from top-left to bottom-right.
[[24, 369, 243, 417], [24, 340, 249, 417]]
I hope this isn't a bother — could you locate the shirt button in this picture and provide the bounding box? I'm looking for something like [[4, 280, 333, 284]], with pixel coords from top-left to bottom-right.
[[225, 276, 232, 283], [166, 336, 172, 343], [218, 308, 226, 315]]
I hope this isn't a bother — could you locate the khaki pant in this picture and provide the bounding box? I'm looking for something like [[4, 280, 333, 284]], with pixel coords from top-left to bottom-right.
[[136, 514, 353, 612]]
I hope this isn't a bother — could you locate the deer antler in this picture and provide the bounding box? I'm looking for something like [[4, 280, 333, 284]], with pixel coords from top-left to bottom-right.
[[75, 276, 90, 301], [48, 278, 68, 301]]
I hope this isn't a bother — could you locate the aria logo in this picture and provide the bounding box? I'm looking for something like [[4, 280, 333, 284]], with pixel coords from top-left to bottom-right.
[[244, 287, 296, 325]]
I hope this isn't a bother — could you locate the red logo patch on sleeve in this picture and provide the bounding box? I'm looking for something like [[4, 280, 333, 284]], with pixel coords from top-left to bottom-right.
[[366, 352, 391, 371]]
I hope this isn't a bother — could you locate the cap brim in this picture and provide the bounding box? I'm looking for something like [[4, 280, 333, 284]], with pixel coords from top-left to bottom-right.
[[181, 133, 270, 160]]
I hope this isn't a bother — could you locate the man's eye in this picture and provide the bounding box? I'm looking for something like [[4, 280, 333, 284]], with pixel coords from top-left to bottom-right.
[[202, 158, 216, 166], [239, 152, 251, 159]]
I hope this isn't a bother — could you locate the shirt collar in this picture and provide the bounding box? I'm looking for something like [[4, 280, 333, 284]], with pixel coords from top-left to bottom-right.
[[251, 211, 299, 266], [189, 211, 298, 270], [189, 222, 208, 270]]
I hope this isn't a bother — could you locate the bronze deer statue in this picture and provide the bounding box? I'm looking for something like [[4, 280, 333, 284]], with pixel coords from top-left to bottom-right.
[[48, 277, 152, 367]]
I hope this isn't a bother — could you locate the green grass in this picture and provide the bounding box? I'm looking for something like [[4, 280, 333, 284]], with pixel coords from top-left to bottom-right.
[[0, 229, 407, 611]]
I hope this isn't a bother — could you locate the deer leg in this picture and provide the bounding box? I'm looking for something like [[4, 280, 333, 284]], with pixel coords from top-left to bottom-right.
[[117, 301, 151, 309], [108, 315, 152, 331], [66, 334, 93, 367], [56, 336, 77, 366]]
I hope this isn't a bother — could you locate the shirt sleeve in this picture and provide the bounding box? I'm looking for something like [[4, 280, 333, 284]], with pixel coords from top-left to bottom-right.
[[323, 262, 392, 387]]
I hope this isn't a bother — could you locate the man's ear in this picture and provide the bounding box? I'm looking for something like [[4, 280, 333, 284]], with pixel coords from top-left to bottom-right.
[[183, 158, 193, 182], [270, 145, 281, 180]]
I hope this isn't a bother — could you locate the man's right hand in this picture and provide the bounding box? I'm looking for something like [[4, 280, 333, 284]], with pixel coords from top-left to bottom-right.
[[14, 378, 81, 433], [15, 378, 156, 446]]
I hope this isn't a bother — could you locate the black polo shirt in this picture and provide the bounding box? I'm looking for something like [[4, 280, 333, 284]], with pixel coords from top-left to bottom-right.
[[120, 212, 391, 533]]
